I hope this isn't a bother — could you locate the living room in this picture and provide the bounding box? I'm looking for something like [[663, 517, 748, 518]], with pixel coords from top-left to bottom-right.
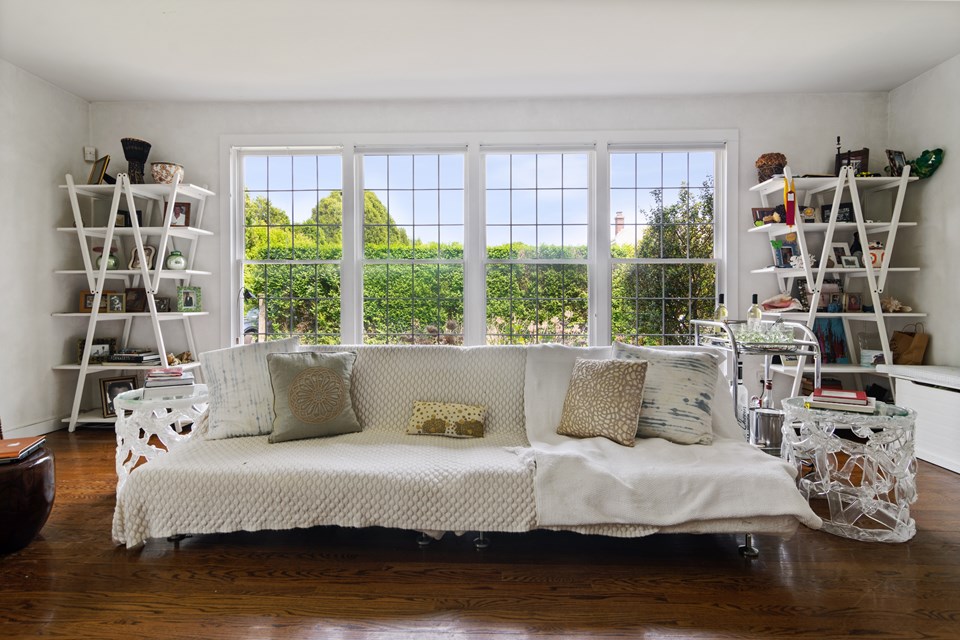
[[1, 1, 959, 637]]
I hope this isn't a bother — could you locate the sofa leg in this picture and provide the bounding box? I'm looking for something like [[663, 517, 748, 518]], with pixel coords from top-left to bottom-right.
[[738, 533, 759, 558], [166, 534, 189, 547], [473, 531, 489, 550], [416, 532, 433, 548]]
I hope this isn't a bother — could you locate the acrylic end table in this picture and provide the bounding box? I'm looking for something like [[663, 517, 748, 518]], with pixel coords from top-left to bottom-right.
[[113, 384, 208, 493], [781, 397, 917, 543]]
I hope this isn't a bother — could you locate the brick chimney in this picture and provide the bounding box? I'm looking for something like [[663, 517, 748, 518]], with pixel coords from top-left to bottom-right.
[[614, 211, 624, 235]]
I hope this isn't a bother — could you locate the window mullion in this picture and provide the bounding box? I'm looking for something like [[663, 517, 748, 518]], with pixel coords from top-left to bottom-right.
[[341, 145, 360, 344], [465, 144, 485, 346]]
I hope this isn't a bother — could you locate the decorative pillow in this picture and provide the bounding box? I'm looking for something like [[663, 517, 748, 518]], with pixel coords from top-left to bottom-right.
[[556, 358, 648, 447], [266, 351, 362, 444], [407, 401, 486, 438], [200, 336, 300, 440], [613, 342, 719, 445]]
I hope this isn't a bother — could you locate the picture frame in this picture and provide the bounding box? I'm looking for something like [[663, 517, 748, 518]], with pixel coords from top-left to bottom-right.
[[155, 297, 171, 312], [779, 354, 801, 367], [77, 337, 117, 364], [821, 202, 855, 223], [800, 206, 818, 223], [886, 149, 907, 177], [176, 286, 202, 312], [775, 245, 794, 268], [105, 292, 126, 313], [166, 202, 192, 227], [835, 147, 869, 176], [801, 278, 843, 311], [87, 155, 110, 185], [79, 290, 109, 313], [844, 293, 863, 313], [840, 255, 861, 268], [751, 207, 776, 226], [124, 288, 147, 313], [831, 242, 850, 266], [115, 210, 142, 228], [100, 375, 138, 418], [128, 245, 156, 270]]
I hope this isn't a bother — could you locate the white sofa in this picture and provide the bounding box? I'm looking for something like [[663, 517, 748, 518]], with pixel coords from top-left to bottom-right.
[[112, 343, 820, 548]]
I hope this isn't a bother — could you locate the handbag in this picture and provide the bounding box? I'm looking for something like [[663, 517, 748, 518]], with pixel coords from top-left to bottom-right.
[[890, 323, 929, 365]]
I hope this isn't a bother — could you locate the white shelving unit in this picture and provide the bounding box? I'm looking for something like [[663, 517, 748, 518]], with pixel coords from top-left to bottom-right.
[[749, 165, 922, 396], [57, 173, 215, 430]]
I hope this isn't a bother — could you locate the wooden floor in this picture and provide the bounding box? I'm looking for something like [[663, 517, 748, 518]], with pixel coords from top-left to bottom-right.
[[1, 431, 959, 639]]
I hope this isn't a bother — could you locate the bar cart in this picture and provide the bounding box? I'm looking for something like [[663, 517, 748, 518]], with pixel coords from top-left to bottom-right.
[[692, 319, 822, 453]]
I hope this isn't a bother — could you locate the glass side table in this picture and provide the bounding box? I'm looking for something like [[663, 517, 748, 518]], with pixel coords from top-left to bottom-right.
[[781, 397, 917, 543], [113, 384, 208, 492]]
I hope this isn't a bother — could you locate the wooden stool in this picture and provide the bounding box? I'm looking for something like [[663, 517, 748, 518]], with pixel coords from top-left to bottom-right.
[[0, 446, 56, 553]]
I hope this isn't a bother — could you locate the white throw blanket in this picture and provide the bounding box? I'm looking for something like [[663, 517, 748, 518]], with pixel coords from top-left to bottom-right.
[[523, 344, 822, 530]]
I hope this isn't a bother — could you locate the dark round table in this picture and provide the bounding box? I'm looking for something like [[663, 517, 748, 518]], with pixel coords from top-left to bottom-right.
[[0, 445, 56, 554]]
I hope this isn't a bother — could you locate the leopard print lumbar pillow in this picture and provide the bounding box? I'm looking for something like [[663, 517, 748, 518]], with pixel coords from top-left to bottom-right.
[[407, 401, 486, 438]]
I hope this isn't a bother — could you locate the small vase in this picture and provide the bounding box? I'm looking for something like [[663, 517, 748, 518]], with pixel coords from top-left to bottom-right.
[[165, 250, 187, 270], [97, 254, 118, 270], [120, 137, 152, 184]]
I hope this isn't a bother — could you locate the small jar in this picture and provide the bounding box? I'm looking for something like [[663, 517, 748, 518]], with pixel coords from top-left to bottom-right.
[[97, 253, 118, 270], [165, 250, 187, 270]]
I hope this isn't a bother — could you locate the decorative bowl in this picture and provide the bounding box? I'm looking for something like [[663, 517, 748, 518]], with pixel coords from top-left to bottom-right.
[[151, 162, 184, 184]]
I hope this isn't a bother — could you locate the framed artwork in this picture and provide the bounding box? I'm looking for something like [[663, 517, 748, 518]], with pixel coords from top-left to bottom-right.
[[821, 202, 855, 223], [831, 242, 850, 266], [800, 206, 818, 223], [177, 286, 202, 312], [100, 375, 138, 418], [87, 155, 110, 185], [840, 255, 861, 268], [775, 245, 794, 268], [167, 202, 192, 227], [835, 148, 869, 176], [155, 297, 171, 312], [115, 210, 142, 228], [886, 149, 907, 177], [77, 337, 116, 364], [105, 292, 126, 313], [801, 278, 843, 312], [752, 207, 776, 226], [79, 291, 109, 313], [128, 246, 157, 270], [125, 288, 147, 313], [844, 293, 863, 312]]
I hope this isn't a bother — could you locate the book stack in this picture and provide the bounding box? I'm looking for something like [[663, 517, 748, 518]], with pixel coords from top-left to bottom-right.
[[0, 436, 46, 465], [142, 367, 195, 400], [804, 388, 877, 414], [104, 348, 163, 366]]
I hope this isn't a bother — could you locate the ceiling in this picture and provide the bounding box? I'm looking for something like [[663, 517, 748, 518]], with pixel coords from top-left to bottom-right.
[[2, 0, 959, 103]]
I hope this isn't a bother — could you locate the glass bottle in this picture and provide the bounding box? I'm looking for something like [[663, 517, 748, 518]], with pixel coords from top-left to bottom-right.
[[746, 294, 763, 331], [96, 253, 118, 270], [713, 293, 729, 323], [165, 250, 187, 270], [757, 378, 775, 409]]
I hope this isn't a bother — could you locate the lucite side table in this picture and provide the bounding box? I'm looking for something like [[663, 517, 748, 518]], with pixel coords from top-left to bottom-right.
[[781, 397, 917, 542]]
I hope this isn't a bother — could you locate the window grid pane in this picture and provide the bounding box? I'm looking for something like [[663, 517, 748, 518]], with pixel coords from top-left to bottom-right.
[[610, 151, 717, 345], [242, 154, 343, 345]]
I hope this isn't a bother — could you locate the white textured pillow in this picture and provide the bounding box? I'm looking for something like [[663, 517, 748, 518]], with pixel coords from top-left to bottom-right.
[[200, 336, 300, 439], [613, 342, 719, 445]]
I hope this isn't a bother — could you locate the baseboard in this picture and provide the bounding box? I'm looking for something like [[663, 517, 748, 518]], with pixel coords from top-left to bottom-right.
[[2, 418, 67, 439]]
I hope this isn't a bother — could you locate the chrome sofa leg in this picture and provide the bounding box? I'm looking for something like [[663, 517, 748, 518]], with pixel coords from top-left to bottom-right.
[[473, 531, 489, 550], [416, 532, 433, 548], [738, 533, 759, 558]]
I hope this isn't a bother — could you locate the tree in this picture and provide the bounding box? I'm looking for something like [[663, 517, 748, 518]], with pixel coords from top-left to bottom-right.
[[308, 190, 409, 248]]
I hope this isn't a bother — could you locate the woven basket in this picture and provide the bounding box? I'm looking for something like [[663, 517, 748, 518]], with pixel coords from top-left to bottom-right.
[[756, 153, 787, 183]]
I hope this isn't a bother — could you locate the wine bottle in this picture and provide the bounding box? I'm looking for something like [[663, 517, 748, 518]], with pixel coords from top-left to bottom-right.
[[746, 294, 763, 330], [713, 293, 729, 330]]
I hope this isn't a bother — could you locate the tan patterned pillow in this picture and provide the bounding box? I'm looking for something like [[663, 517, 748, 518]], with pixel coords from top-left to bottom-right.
[[407, 401, 486, 438], [556, 358, 648, 447]]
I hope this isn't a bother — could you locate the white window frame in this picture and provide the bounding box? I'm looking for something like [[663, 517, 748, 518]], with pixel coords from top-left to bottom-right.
[[220, 130, 738, 348]]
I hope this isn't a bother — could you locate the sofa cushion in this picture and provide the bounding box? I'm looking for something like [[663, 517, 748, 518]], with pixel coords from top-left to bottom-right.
[[612, 342, 719, 445], [200, 336, 300, 440], [267, 351, 362, 444], [557, 358, 648, 447], [407, 400, 486, 438]]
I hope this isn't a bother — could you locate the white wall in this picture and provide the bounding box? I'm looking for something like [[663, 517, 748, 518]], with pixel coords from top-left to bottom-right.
[[90, 93, 889, 354], [888, 52, 960, 367], [0, 58, 89, 436]]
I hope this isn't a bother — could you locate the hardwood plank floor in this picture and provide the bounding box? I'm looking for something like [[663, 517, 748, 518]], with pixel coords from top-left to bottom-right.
[[2, 429, 959, 639]]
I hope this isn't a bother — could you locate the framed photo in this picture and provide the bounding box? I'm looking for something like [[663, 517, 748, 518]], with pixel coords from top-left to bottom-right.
[[128, 245, 157, 270], [751, 207, 776, 226], [835, 148, 869, 176], [155, 297, 171, 312], [800, 206, 818, 223], [87, 155, 110, 185], [105, 292, 126, 313], [844, 293, 863, 313], [840, 255, 861, 268], [821, 202, 855, 223], [125, 288, 147, 313], [177, 286, 202, 312], [77, 337, 117, 364], [831, 242, 850, 266], [115, 210, 142, 228], [100, 375, 138, 418], [166, 202, 192, 227], [886, 149, 907, 177], [79, 291, 109, 313], [775, 245, 794, 268], [801, 278, 843, 311]]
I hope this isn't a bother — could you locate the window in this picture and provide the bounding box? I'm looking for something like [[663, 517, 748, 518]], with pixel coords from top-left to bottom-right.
[[610, 150, 719, 345], [360, 153, 465, 344], [241, 152, 343, 344], [484, 152, 590, 345]]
